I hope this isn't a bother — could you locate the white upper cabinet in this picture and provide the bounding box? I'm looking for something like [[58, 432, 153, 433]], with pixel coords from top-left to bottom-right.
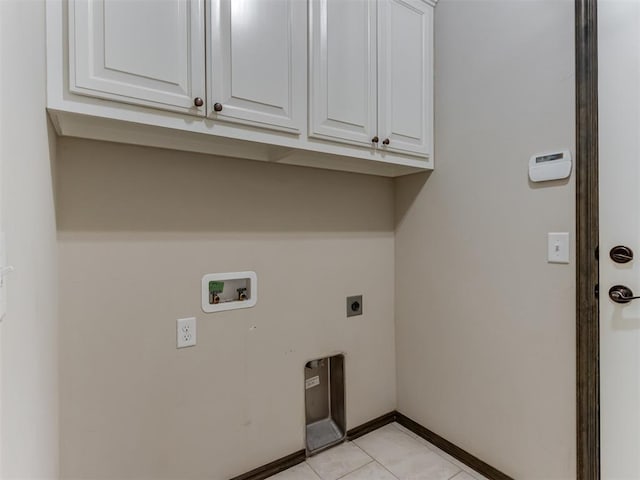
[[378, 0, 433, 156], [69, 0, 206, 115], [309, 0, 378, 146], [49, 0, 436, 176], [309, 0, 434, 157], [207, 0, 306, 132]]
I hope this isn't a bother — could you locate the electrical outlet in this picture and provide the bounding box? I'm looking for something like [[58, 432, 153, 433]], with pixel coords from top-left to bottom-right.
[[176, 317, 196, 348], [346, 295, 363, 317]]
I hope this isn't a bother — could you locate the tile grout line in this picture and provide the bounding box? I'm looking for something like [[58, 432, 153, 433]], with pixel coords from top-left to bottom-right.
[[306, 441, 374, 480], [370, 459, 402, 480], [448, 471, 469, 480], [332, 441, 376, 479], [360, 422, 464, 480], [349, 434, 401, 480], [304, 458, 324, 479], [389, 422, 416, 436], [282, 424, 486, 480], [353, 424, 449, 480], [391, 423, 482, 480], [333, 459, 375, 480], [421, 441, 481, 479]]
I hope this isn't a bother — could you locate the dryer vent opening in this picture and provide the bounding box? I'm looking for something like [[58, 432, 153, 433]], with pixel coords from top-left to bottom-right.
[[304, 354, 346, 455]]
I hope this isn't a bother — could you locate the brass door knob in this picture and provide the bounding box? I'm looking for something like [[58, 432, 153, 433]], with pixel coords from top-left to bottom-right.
[[194, 97, 204, 107], [213, 103, 223, 112], [382, 138, 390, 145]]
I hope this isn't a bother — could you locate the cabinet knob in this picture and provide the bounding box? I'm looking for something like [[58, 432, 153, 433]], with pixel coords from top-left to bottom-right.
[[194, 97, 204, 107], [372, 136, 379, 143], [213, 102, 223, 112], [382, 138, 390, 145]]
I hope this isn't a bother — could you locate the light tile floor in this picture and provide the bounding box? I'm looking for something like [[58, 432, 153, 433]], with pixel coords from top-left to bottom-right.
[[268, 423, 489, 480]]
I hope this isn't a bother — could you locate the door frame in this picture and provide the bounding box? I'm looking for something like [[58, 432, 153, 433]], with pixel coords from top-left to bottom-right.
[[575, 0, 599, 478]]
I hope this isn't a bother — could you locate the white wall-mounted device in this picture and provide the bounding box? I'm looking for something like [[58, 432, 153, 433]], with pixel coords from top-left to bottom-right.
[[529, 150, 572, 182], [201, 271, 257, 313]]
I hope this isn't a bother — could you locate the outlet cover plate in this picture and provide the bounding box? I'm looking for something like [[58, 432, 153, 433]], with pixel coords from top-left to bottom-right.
[[177, 317, 196, 348], [346, 295, 363, 317]]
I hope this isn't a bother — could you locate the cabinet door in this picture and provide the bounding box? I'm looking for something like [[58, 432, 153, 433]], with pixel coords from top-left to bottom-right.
[[69, 0, 206, 116], [378, 0, 433, 157], [208, 0, 305, 133], [309, 0, 377, 146]]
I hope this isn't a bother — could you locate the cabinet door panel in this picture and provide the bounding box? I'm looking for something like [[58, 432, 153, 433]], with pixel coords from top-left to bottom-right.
[[69, 0, 206, 115], [309, 0, 377, 146], [378, 0, 433, 157], [208, 0, 305, 132]]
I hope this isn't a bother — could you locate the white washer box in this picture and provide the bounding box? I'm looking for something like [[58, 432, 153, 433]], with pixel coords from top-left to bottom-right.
[[201, 271, 257, 313]]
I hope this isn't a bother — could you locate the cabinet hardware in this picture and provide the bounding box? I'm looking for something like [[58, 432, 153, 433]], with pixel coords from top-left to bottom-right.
[[371, 136, 379, 143], [213, 102, 223, 112], [382, 138, 390, 145], [194, 97, 204, 107]]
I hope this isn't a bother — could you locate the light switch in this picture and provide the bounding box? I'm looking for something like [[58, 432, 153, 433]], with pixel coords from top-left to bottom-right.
[[548, 232, 570, 264]]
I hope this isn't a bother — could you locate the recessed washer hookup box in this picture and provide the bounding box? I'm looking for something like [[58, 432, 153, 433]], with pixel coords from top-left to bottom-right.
[[201, 271, 257, 313]]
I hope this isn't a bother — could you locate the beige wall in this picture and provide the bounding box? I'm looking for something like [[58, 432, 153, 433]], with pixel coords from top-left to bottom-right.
[[0, 1, 60, 479], [57, 1, 577, 478], [395, 1, 576, 478], [57, 139, 396, 479]]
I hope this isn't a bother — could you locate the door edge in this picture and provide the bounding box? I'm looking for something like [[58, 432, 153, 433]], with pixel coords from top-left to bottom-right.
[[575, 0, 600, 479]]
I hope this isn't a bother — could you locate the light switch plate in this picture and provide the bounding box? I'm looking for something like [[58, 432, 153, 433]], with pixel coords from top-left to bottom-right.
[[548, 232, 570, 264]]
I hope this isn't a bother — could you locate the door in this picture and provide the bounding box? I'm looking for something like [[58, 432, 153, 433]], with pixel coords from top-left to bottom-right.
[[308, 0, 378, 146], [69, 0, 206, 115], [207, 0, 305, 133], [377, 0, 432, 158], [599, 1, 640, 477]]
